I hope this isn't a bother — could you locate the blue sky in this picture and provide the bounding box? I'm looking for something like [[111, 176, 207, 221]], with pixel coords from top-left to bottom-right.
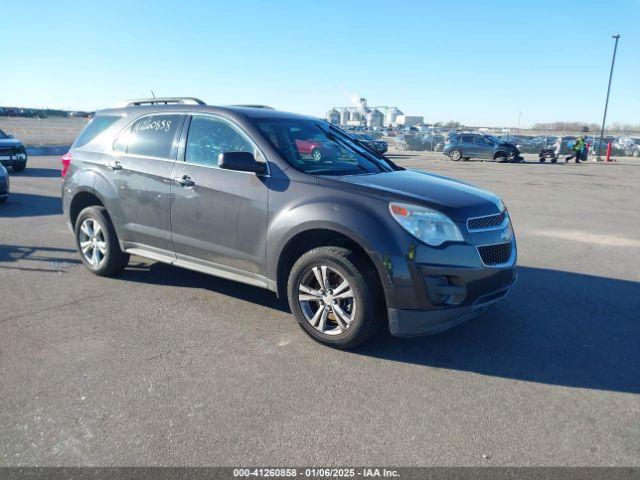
[[3, 0, 639, 127]]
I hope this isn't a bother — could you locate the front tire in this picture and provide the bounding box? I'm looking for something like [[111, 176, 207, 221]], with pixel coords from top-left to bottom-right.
[[12, 161, 26, 172], [287, 246, 383, 349], [74, 206, 129, 276], [494, 151, 509, 163]]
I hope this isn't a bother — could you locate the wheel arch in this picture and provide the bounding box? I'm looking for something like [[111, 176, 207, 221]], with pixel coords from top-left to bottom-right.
[[273, 226, 387, 306], [69, 190, 105, 228]]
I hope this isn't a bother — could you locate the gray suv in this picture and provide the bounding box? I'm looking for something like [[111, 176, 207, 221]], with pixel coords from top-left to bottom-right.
[[62, 98, 517, 348], [443, 132, 522, 162]]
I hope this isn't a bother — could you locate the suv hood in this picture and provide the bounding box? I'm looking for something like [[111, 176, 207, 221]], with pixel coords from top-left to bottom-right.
[[0, 138, 23, 148], [320, 169, 503, 222]]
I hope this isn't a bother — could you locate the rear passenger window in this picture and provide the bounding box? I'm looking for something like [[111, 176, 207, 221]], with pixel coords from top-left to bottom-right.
[[185, 116, 254, 167], [461, 135, 475, 143], [127, 114, 182, 159], [73, 115, 120, 147]]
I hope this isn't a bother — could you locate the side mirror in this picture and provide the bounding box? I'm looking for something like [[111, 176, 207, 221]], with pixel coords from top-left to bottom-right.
[[218, 151, 265, 174]]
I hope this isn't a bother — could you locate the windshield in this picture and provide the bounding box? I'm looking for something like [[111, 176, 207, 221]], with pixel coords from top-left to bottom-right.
[[355, 134, 374, 141], [253, 118, 395, 175], [484, 134, 499, 143], [0, 129, 8, 139]]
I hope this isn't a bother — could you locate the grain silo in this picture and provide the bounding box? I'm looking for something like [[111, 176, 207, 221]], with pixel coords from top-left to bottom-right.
[[340, 108, 351, 125], [384, 107, 403, 126], [367, 109, 384, 129], [326, 108, 340, 124]]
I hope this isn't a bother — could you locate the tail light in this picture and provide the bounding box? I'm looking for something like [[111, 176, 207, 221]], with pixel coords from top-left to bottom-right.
[[61, 152, 72, 178]]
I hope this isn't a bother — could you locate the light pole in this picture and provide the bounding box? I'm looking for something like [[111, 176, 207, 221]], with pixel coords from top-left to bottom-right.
[[597, 34, 620, 160]]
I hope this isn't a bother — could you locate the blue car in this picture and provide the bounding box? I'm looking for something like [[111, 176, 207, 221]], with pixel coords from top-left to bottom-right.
[[443, 132, 523, 163]]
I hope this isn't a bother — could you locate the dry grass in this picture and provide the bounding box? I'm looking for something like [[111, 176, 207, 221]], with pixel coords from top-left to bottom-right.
[[0, 117, 89, 146]]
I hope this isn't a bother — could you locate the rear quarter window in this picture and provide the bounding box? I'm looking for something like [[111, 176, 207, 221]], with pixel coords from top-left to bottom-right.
[[72, 116, 120, 148]]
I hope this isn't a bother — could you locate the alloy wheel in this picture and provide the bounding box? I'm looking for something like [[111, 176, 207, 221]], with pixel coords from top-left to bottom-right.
[[297, 265, 356, 335], [78, 218, 107, 267]]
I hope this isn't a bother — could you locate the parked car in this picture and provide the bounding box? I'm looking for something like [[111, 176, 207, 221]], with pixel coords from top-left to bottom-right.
[[616, 137, 640, 157], [351, 133, 388, 154], [443, 133, 523, 162], [0, 164, 9, 203], [62, 97, 517, 349], [0, 128, 28, 172]]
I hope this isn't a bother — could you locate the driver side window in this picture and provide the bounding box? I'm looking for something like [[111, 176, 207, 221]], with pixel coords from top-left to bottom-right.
[[185, 116, 254, 167]]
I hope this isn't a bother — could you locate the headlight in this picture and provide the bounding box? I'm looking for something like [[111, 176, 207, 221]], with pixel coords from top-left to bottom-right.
[[389, 202, 463, 246]]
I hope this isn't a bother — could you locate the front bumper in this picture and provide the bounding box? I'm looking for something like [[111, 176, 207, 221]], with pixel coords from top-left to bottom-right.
[[377, 213, 517, 336], [0, 154, 27, 167], [388, 267, 517, 336]]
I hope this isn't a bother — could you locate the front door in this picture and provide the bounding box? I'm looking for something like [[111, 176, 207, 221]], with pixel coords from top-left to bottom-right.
[[474, 135, 494, 158], [103, 113, 184, 257], [170, 114, 269, 283]]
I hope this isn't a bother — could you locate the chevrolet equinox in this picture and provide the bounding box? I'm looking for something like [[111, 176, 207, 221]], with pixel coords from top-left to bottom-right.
[[62, 98, 517, 348]]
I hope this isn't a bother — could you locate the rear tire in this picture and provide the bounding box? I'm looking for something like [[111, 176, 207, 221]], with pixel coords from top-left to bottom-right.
[[287, 246, 383, 349], [74, 206, 129, 276], [449, 149, 462, 161]]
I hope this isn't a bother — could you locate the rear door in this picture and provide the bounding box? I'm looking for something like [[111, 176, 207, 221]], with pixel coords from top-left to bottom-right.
[[170, 114, 269, 283], [461, 134, 478, 157], [103, 113, 184, 258]]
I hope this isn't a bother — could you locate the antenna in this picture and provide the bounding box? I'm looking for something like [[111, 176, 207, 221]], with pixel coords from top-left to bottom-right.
[[150, 90, 156, 99]]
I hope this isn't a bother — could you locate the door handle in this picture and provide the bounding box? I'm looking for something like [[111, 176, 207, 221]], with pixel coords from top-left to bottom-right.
[[108, 160, 123, 171], [173, 175, 195, 187]]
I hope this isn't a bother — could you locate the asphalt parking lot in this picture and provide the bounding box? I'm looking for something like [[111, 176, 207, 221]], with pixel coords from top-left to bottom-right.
[[1, 154, 639, 466]]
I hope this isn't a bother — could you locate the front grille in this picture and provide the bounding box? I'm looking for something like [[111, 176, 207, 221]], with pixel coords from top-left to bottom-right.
[[0, 147, 16, 156], [467, 211, 506, 230], [477, 242, 512, 266]]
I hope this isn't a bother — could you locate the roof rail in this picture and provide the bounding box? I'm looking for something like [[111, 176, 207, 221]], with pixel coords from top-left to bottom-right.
[[115, 97, 206, 107], [231, 104, 274, 110]]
